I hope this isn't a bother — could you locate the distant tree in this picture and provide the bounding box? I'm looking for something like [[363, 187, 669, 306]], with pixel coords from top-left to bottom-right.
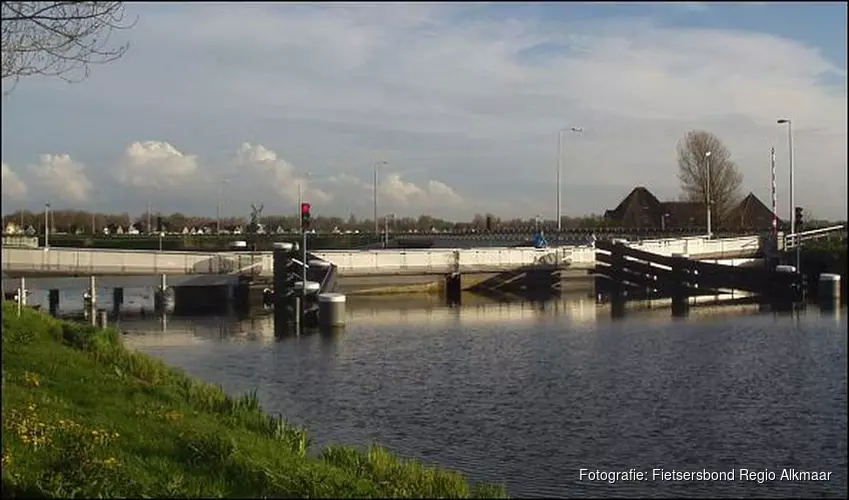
[[1, 1, 135, 94], [677, 130, 744, 222]]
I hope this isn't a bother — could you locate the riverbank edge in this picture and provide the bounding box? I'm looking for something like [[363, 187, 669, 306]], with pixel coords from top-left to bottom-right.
[[1, 302, 507, 498]]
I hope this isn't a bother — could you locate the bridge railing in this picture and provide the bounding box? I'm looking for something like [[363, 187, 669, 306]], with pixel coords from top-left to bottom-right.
[[784, 225, 846, 249], [629, 235, 761, 257], [1, 247, 258, 275]]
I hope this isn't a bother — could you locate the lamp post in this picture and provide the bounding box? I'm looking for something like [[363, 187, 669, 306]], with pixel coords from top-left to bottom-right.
[[557, 126, 583, 231], [44, 202, 50, 249], [216, 179, 229, 235], [777, 118, 799, 271], [705, 150, 712, 238], [373, 160, 387, 235]]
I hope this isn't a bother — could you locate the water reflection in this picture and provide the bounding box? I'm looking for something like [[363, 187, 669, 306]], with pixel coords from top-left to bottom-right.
[[119, 295, 847, 499]]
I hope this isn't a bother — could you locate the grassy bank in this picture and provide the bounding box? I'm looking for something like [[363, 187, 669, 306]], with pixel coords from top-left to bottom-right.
[[1, 302, 506, 498]]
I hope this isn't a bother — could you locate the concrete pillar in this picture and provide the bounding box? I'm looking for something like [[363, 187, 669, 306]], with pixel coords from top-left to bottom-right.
[[48, 289, 60, 316], [445, 273, 462, 305], [319, 293, 346, 329], [818, 273, 841, 307], [113, 288, 124, 316]]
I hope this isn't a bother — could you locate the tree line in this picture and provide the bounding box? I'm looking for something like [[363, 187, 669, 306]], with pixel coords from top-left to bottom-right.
[[1, 209, 618, 235]]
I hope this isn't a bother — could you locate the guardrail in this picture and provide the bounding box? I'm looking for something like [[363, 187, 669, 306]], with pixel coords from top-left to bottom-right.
[[1, 236, 39, 248], [784, 225, 846, 249], [1, 236, 764, 277], [1, 247, 258, 275]]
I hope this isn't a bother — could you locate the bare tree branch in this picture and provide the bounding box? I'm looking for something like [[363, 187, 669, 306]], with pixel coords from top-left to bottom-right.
[[676, 130, 744, 222], [1, 1, 135, 94]]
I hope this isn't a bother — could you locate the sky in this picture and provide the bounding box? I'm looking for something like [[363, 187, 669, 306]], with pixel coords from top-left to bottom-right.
[[1, 1, 847, 222]]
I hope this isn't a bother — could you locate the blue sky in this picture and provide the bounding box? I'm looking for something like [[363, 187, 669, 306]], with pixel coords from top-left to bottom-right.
[[2, 2, 846, 220]]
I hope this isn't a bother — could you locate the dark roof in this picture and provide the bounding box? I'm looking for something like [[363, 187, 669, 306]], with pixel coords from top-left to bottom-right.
[[603, 187, 663, 228], [721, 192, 782, 230]]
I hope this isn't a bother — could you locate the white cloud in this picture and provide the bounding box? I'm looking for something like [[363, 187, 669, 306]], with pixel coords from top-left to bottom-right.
[[27, 154, 92, 203], [1, 163, 28, 200], [234, 143, 331, 205], [379, 173, 463, 209], [116, 141, 198, 189], [1, 3, 846, 219]]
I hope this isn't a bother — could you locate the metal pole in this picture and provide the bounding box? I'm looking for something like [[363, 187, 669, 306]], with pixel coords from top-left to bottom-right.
[[373, 161, 378, 235], [384, 214, 388, 247], [706, 153, 712, 238], [787, 122, 799, 272], [302, 225, 307, 322], [92, 210, 96, 235], [216, 181, 222, 235], [298, 180, 302, 233], [557, 130, 562, 231], [770, 147, 778, 240], [44, 203, 50, 248], [147, 199, 152, 235]]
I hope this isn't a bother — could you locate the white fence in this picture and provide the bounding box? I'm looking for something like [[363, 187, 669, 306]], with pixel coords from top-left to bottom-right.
[[1, 236, 761, 277], [629, 235, 760, 257], [1, 247, 258, 275]]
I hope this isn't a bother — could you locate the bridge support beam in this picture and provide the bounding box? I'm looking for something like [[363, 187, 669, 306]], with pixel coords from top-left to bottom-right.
[[670, 253, 690, 317], [445, 273, 462, 305]]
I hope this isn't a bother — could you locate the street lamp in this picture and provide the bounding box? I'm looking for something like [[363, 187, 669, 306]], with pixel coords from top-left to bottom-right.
[[373, 160, 387, 234], [216, 178, 230, 235], [557, 126, 583, 231], [705, 150, 712, 238], [777, 118, 799, 271], [44, 202, 50, 249]]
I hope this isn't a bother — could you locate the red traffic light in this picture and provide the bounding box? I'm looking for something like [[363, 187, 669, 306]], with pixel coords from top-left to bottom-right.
[[301, 203, 311, 214]]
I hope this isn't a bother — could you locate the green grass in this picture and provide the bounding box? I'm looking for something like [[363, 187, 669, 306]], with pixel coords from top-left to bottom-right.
[[1, 302, 507, 498]]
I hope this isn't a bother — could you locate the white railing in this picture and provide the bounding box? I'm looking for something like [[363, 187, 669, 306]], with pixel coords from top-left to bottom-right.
[[2, 236, 39, 248], [784, 225, 846, 249], [1, 235, 767, 277], [629, 235, 760, 257], [1, 247, 259, 275]]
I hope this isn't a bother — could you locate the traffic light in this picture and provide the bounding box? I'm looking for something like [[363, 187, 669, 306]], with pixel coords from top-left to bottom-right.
[[301, 203, 311, 231], [795, 206, 803, 227]]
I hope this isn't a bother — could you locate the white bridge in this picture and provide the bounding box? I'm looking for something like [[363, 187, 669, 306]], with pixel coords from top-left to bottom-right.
[[1, 235, 764, 278]]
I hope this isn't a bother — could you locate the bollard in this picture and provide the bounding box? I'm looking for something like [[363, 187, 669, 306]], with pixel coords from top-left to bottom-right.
[[292, 296, 301, 333], [670, 253, 690, 317], [318, 293, 346, 329], [97, 309, 108, 329], [818, 273, 841, 303], [48, 289, 60, 316], [19, 277, 27, 306]]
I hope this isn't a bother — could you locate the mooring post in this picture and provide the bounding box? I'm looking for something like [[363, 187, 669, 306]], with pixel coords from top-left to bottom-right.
[[48, 289, 60, 316], [89, 276, 97, 326], [670, 253, 690, 317], [19, 277, 27, 306]]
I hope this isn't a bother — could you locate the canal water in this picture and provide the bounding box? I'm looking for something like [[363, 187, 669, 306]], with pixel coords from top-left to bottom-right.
[[5, 277, 847, 498]]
